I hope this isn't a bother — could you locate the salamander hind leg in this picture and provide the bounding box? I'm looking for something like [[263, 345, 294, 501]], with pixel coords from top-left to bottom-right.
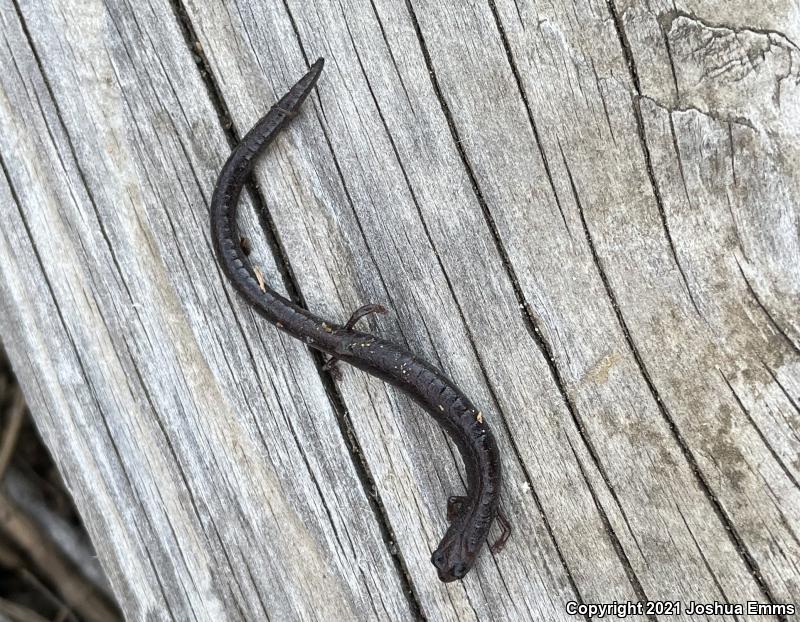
[[325, 304, 388, 380], [490, 509, 512, 553], [322, 356, 343, 380], [275, 106, 299, 118], [447, 496, 467, 522], [344, 303, 388, 330]]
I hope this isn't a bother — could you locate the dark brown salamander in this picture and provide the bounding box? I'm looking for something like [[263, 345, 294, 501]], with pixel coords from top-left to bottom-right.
[[210, 58, 509, 582]]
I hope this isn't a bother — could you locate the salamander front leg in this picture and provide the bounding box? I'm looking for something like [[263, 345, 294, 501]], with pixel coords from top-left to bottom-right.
[[490, 510, 512, 553], [325, 304, 389, 379], [447, 495, 467, 522]]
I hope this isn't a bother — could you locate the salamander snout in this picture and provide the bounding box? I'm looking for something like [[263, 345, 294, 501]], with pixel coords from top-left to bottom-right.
[[431, 548, 471, 582]]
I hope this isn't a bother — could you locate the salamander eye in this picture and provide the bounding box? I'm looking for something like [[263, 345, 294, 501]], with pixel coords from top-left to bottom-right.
[[431, 550, 446, 570]]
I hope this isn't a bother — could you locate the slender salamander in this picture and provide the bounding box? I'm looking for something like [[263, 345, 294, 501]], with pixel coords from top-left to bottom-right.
[[210, 58, 509, 582]]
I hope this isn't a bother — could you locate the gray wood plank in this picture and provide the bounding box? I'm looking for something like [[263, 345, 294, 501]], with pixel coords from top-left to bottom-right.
[[0, 0, 414, 619], [405, 0, 800, 609], [0, 0, 797, 619]]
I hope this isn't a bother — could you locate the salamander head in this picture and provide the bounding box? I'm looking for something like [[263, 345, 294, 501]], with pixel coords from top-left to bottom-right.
[[430, 530, 478, 582]]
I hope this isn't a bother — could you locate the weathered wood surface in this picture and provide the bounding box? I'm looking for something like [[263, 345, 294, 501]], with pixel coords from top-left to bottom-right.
[[0, 0, 797, 618]]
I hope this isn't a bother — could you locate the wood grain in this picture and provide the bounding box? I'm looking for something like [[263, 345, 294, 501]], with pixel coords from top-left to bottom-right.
[[0, 0, 797, 619]]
